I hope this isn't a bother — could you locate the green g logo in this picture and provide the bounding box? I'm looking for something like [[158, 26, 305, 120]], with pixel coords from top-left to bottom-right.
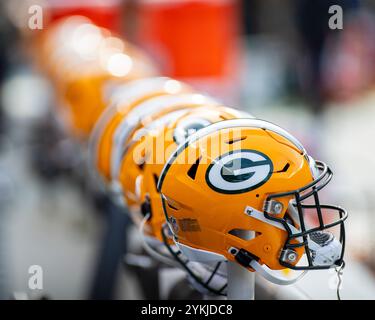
[[206, 150, 273, 194]]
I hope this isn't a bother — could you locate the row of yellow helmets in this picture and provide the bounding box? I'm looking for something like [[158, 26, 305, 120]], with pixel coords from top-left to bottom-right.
[[36, 16, 346, 277]]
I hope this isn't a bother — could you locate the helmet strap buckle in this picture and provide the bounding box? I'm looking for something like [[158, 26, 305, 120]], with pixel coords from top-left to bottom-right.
[[228, 247, 258, 269]]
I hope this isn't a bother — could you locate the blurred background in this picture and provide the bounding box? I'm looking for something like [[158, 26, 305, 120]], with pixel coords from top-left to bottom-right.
[[0, 0, 375, 299]]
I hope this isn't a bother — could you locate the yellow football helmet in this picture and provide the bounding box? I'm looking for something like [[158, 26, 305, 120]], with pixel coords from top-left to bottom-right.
[[61, 40, 156, 138], [88, 77, 191, 189], [40, 16, 157, 139], [37, 16, 93, 79], [137, 106, 252, 241], [157, 118, 347, 282]]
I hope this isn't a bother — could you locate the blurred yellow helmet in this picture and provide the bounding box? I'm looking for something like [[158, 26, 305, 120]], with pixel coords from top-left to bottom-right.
[[89, 77, 191, 188], [39, 16, 157, 138], [60, 40, 156, 138]]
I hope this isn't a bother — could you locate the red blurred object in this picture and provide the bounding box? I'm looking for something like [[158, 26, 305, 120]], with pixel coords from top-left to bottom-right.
[[44, 0, 123, 33], [136, 0, 240, 79]]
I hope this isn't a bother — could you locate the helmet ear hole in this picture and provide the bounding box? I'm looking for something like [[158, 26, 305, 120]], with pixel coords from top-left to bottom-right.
[[228, 229, 259, 241]]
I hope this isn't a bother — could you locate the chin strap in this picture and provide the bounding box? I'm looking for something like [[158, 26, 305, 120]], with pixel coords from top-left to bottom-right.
[[229, 247, 307, 286]]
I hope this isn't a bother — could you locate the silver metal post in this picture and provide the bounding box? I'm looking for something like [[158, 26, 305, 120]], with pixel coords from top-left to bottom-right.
[[227, 231, 255, 300]]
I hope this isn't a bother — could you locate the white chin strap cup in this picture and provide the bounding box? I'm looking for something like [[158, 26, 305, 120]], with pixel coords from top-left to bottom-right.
[[229, 247, 307, 286]]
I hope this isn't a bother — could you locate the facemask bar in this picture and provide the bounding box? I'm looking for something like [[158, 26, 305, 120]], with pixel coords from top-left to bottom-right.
[[264, 160, 348, 270]]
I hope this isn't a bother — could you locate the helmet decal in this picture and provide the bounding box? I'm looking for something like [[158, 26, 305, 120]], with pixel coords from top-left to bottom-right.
[[205, 149, 273, 194]]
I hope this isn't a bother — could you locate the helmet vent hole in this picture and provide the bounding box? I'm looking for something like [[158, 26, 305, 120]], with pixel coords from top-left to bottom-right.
[[228, 229, 258, 241], [187, 156, 201, 180], [153, 174, 159, 189], [137, 161, 145, 171], [167, 202, 179, 211], [275, 162, 290, 173], [225, 136, 246, 145]]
